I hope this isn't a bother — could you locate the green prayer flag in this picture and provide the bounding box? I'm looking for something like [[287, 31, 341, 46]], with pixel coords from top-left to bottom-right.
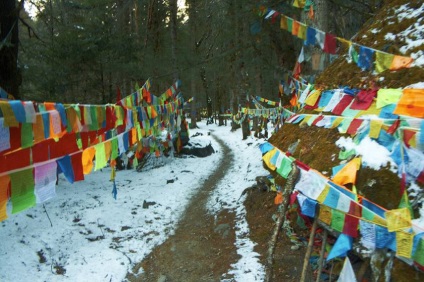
[[330, 209, 345, 232], [287, 17, 293, 33], [362, 207, 375, 221], [90, 106, 99, 131], [21, 123, 34, 148], [276, 156, 293, 178], [339, 149, 356, 160], [94, 143, 107, 171], [10, 169, 36, 214], [111, 138, 119, 160], [413, 237, 424, 266], [399, 191, 414, 219]]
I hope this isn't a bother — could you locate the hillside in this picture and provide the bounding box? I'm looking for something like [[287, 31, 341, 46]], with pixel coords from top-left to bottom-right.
[[246, 0, 424, 281]]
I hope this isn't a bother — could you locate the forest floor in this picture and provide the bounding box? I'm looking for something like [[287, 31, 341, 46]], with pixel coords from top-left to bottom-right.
[[126, 133, 315, 282]]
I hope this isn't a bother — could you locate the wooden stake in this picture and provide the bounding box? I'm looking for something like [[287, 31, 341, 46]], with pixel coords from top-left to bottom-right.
[[315, 229, 328, 282], [265, 164, 299, 282], [300, 212, 318, 282]]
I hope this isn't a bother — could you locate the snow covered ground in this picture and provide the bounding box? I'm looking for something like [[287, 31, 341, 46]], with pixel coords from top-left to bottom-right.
[[0, 120, 269, 282]]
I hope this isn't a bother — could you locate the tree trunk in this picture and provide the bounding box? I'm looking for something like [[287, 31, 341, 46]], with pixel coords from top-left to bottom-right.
[[169, 0, 179, 80], [0, 0, 20, 99]]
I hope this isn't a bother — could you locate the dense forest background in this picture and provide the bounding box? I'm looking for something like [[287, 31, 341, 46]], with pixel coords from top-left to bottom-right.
[[1, 0, 384, 111]]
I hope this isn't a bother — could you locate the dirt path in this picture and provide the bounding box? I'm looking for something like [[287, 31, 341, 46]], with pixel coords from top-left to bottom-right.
[[127, 134, 240, 282]]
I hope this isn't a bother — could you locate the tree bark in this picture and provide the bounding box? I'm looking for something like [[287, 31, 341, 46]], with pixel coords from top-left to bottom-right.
[[0, 0, 20, 99]]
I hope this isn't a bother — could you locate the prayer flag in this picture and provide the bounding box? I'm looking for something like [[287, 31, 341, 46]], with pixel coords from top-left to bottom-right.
[[95, 143, 108, 171], [82, 147, 96, 175], [0, 101, 19, 127], [0, 119, 11, 153], [34, 162, 57, 203], [0, 175, 10, 221], [332, 157, 361, 185], [10, 168, 36, 214], [71, 152, 84, 182], [386, 207, 411, 232], [337, 257, 357, 282], [375, 52, 394, 73], [396, 231, 414, 258], [57, 155, 75, 184], [394, 89, 424, 118], [323, 33, 337, 54], [327, 233, 353, 261], [357, 46, 375, 71], [376, 88, 403, 109], [390, 55, 413, 71]]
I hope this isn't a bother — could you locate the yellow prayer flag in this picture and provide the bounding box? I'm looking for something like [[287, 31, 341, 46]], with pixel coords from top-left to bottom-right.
[[305, 90, 322, 106], [319, 205, 332, 225], [293, 0, 306, 8], [396, 231, 414, 258], [330, 117, 344, 129], [299, 116, 312, 127], [104, 140, 112, 161], [317, 185, 330, 204], [386, 208, 412, 232], [332, 157, 361, 185], [297, 23, 307, 40], [376, 89, 403, 109], [369, 119, 383, 139], [0, 101, 19, 127], [262, 148, 278, 170], [82, 147, 96, 175], [375, 52, 394, 73]]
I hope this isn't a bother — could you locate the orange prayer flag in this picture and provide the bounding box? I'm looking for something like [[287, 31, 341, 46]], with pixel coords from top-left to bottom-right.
[[274, 192, 283, 205], [82, 147, 96, 175], [290, 94, 298, 107], [292, 20, 300, 36], [104, 140, 112, 161], [308, 5, 314, 19], [0, 175, 10, 222], [33, 114, 45, 143], [393, 89, 424, 118], [390, 55, 413, 71], [332, 157, 361, 185]]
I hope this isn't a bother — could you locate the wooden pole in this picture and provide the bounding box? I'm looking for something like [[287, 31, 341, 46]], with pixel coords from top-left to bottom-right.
[[315, 229, 328, 282], [300, 212, 318, 282], [265, 164, 299, 282]]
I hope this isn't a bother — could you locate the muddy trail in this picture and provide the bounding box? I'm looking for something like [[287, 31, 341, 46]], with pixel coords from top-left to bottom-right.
[[127, 134, 240, 282]]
